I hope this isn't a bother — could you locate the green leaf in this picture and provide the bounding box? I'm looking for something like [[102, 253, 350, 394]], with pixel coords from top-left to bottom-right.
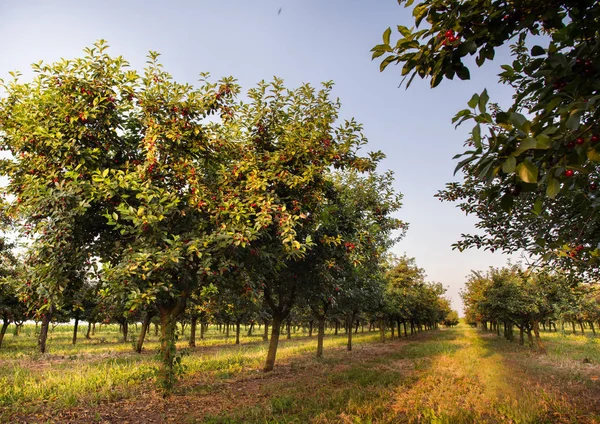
[[587, 148, 600, 163], [456, 66, 470, 80], [478, 89, 489, 114], [535, 134, 551, 149], [532, 198, 543, 215], [397, 25, 412, 37], [514, 137, 537, 156], [472, 124, 481, 148], [383, 27, 392, 45], [531, 45, 545, 56], [516, 160, 538, 183], [500, 193, 514, 212], [546, 177, 560, 198], [509, 113, 527, 130], [380, 56, 396, 72], [565, 113, 581, 130], [458, 40, 477, 56], [502, 156, 516, 173], [467, 93, 479, 109]]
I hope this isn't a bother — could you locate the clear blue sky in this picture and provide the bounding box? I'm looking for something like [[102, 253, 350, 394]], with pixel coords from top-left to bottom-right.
[[0, 0, 521, 312]]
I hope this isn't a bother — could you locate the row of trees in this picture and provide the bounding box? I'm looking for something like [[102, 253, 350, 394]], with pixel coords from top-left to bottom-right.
[[0, 41, 456, 391], [461, 265, 600, 353], [0, 253, 456, 354]]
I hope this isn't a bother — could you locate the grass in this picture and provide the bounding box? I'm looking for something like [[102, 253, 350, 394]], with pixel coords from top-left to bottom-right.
[[1, 322, 599, 423]]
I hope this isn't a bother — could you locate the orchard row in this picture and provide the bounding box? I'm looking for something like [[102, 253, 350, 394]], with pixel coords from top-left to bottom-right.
[[0, 41, 455, 392]]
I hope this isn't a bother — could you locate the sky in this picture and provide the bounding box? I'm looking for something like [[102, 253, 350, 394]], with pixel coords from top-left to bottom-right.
[[0, 0, 523, 312]]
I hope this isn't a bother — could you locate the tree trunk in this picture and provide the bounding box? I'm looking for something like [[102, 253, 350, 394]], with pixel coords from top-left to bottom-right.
[[122, 321, 128, 343], [526, 328, 534, 348], [264, 314, 282, 372], [225, 321, 230, 340], [532, 321, 546, 354], [590, 321, 596, 336], [347, 315, 354, 351], [235, 322, 241, 345], [92, 322, 96, 335], [571, 321, 577, 334], [334, 320, 338, 336], [355, 320, 359, 334], [286, 321, 291, 340], [38, 305, 53, 354], [263, 320, 269, 342], [379, 318, 385, 343], [158, 299, 186, 392], [154, 322, 159, 336], [136, 313, 153, 353], [247, 322, 254, 337], [579, 321, 585, 335], [72, 317, 79, 345], [200, 322, 206, 340], [0, 319, 10, 349], [519, 326, 524, 345], [188, 316, 197, 348], [85, 321, 92, 339], [391, 320, 395, 339], [308, 320, 314, 337], [316, 315, 325, 358]]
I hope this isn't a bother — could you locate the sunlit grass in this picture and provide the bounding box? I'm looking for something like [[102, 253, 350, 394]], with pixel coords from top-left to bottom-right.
[[1, 322, 599, 423], [0, 322, 379, 419]]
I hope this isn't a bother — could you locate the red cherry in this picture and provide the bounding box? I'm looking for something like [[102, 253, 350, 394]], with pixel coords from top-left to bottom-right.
[[567, 142, 575, 149], [565, 169, 574, 177], [445, 30, 454, 38], [591, 135, 599, 145], [576, 137, 585, 145], [575, 244, 584, 252], [590, 182, 598, 191]]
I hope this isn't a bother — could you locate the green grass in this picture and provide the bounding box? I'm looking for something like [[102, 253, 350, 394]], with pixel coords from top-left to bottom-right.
[[1, 322, 599, 423]]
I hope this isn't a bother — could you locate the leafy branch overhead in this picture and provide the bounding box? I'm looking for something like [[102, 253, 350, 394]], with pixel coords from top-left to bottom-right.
[[374, 0, 600, 275]]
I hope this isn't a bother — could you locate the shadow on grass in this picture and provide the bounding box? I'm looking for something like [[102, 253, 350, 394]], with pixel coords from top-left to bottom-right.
[[200, 328, 469, 424]]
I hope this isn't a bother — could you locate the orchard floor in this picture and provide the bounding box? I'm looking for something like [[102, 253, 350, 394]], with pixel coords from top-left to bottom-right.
[[2, 323, 600, 423]]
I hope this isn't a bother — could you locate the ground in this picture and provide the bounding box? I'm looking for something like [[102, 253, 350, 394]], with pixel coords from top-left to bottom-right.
[[1, 323, 599, 423]]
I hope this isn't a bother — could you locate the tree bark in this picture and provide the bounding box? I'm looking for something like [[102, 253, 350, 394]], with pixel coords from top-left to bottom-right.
[[200, 322, 206, 340], [38, 305, 53, 354], [235, 321, 241, 345], [189, 315, 197, 348], [85, 321, 92, 339], [286, 320, 291, 340], [590, 321, 596, 335], [347, 315, 354, 351], [316, 315, 325, 358], [263, 320, 269, 342], [308, 320, 314, 337], [579, 321, 585, 335], [72, 317, 79, 345], [264, 314, 282, 372], [158, 298, 187, 392], [519, 326, 524, 345], [247, 322, 254, 337], [122, 321, 128, 343], [136, 312, 153, 353], [379, 318, 385, 343], [0, 319, 10, 349], [532, 321, 546, 354]]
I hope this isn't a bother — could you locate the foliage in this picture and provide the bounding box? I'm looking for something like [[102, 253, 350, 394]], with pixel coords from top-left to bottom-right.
[[374, 0, 600, 277]]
